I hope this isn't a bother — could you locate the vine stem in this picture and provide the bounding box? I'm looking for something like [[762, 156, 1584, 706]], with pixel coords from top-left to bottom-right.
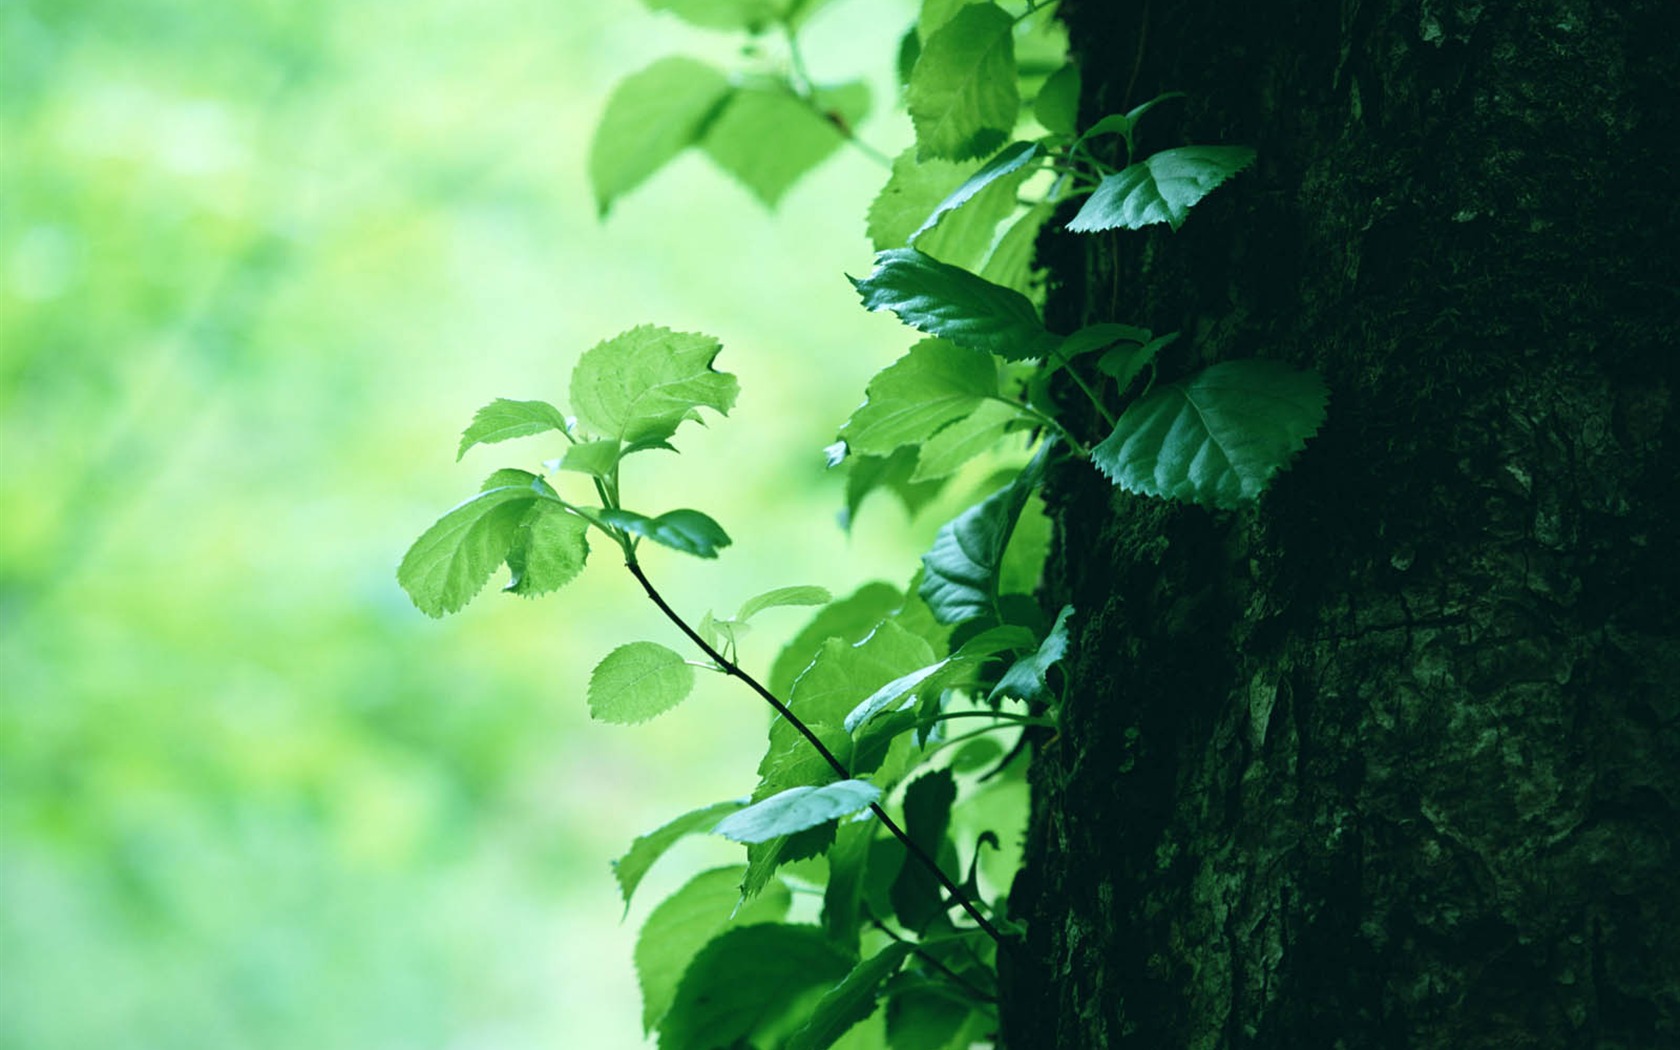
[[623, 558, 1011, 950]]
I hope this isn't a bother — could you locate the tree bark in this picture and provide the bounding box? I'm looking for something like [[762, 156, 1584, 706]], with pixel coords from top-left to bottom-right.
[[1004, 1, 1680, 1046]]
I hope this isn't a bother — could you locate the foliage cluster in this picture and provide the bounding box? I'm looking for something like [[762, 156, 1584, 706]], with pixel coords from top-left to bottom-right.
[[400, 0, 1325, 1046]]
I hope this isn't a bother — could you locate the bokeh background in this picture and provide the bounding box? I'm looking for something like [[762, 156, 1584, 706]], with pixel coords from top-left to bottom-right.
[[0, 1, 974, 1046]]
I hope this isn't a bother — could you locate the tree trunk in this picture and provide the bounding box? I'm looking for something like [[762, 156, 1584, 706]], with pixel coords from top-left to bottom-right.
[[1003, 1, 1680, 1046]]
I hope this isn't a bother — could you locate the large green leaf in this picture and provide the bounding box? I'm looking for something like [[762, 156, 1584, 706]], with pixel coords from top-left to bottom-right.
[[659, 925, 854, 1050], [1066, 145, 1257, 232], [588, 641, 696, 724], [840, 339, 998, 456], [599, 508, 733, 558], [1091, 359, 1328, 507], [909, 140, 1038, 243], [852, 248, 1061, 361], [589, 58, 732, 216], [770, 582, 903, 698], [635, 867, 791, 1034], [910, 397, 1025, 482], [503, 502, 590, 597], [613, 801, 747, 909], [569, 325, 738, 446], [703, 80, 870, 207], [455, 398, 570, 460], [784, 942, 914, 1050], [773, 620, 937, 762], [398, 479, 547, 617], [979, 201, 1054, 296], [919, 441, 1050, 626], [713, 780, 882, 844], [907, 3, 1018, 161], [866, 149, 1029, 271]]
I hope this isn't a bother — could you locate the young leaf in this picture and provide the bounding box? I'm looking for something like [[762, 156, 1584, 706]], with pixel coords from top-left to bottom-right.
[[659, 924, 854, 1050], [613, 800, 747, 909], [890, 768, 957, 932], [589, 58, 732, 216], [555, 439, 621, 477], [456, 398, 570, 460], [989, 604, 1073, 703], [713, 780, 883, 844], [600, 508, 733, 558], [770, 582, 903, 698], [784, 942, 915, 1050], [504, 503, 590, 597], [635, 866, 792, 1035], [569, 325, 738, 446], [851, 248, 1062, 361], [737, 585, 833, 623], [588, 641, 697, 724], [703, 80, 870, 207], [909, 141, 1038, 244], [398, 481, 546, 617], [1066, 145, 1257, 233], [907, 3, 1018, 161], [909, 398, 1026, 482], [641, 0, 781, 33], [920, 441, 1051, 626], [1091, 359, 1328, 508], [841, 339, 999, 456]]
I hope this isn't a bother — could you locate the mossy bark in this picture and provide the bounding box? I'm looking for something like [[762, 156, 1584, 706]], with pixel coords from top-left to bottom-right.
[[1003, 1, 1680, 1046]]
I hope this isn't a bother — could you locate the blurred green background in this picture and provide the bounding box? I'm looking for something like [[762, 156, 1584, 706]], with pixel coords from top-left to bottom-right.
[[0, 1, 956, 1046]]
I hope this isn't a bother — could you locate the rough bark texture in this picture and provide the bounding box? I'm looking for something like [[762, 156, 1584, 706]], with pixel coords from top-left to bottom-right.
[[1004, 1, 1680, 1047]]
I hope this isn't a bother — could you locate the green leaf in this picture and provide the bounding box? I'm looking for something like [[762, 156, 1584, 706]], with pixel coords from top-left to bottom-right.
[[1033, 62, 1080, 136], [713, 780, 882, 844], [456, 398, 570, 460], [910, 398, 1026, 482], [909, 141, 1038, 244], [917, 0, 982, 39], [887, 987, 978, 1050], [907, 3, 1018, 161], [841, 339, 999, 456], [504, 503, 590, 597], [843, 658, 953, 734], [770, 582, 903, 698], [989, 604, 1072, 703], [774, 620, 938, 761], [978, 201, 1054, 296], [641, 0, 782, 32], [601, 508, 733, 558], [398, 480, 546, 617], [785, 943, 915, 1050], [890, 768, 956, 932], [555, 438, 621, 477], [844, 446, 947, 529], [659, 925, 854, 1050], [737, 585, 833, 623], [1091, 359, 1329, 507], [1066, 145, 1257, 233], [569, 325, 738, 446], [919, 441, 1050, 626], [866, 149, 1030, 271], [703, 80, 870, 207], [635, 866, 792, 1035], [589, 58, 732, 216], [588, 642, 697, 724], [1073, 92, 1185, 155], [852, 248, 1061, 361], [613, 800, 747, 909], [821, 819, 874, 952]]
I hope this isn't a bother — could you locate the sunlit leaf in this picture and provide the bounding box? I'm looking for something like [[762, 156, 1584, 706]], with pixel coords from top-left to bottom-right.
[[398, 480, 547, 617], [843, 446, 947, 529], [713, 780, 882, 843], [613, 801, 747, 908], [589, 58, 732, 216], [852, 248, 1061, 361], [909, 141, 1038, 243], [641, 0, 781, 32], [908, 3, 1018, 161], [504, 502, 590, 597], [659, 925, 854, 1050], [737, 585, 833, 623], [1066, 145, 1257, 232], [784, 942, 914, 1050], [1033, 62, 1080, 136], [600, 508, 733, 558], [704, 80, 870, 207], [910, 398, 1026, 482], [456, 398, 570, 460], [588, 641, 696, 724], [569, 325, 737, 446], [556, 439, 622, 477], [841, 339, 998, 456], [770, 582, 903, 698]]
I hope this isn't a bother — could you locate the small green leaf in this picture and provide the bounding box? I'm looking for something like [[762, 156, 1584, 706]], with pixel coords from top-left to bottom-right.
[[1074, 92, 1186, 154], [569, 325, 738, 446], [601, 508, 733, 558], [784, 942, 915, 1050], [821, 819, 874, 952], [1033, 62, 1081, 136], [589, 58, 732, 216], [1066, 145, 1257, 233], [713, 780, 882, 844], [909, 141, 1038, 244], [907, 3, 1018, 161], [588, 642, 697, 724], [703, 80, 870, 207], [770, 582, 903, 698], [919, 441, 1051, 626], [641, 0, 781, 32], [504, 503, 590, 597], [851, 248, 1061, 361], [910, 398, 1026, 482], [989, 604, 1073, 703], [398, 480, 546, 617], [613, 801, 747, 909], [1091, 359, 1328, 507], [659, 925, 854, 1050], [456, 398, 571, 460], [737, 585, 834, 623], [843, 658, 952, 734], [890, 768, 956, 932], [841, 339, 999, 456], [556, 439, 622, 477], [635, 866, 791, 1035]]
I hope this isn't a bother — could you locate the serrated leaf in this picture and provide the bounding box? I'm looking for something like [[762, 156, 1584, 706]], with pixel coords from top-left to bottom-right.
[[907, 3, 1018, 161], [590, 58, 732, 216], [641, 0, 781, 32], [754, 721, 851, 802], [713, 780, 882, 843], [770, 582, 903, 698], [703, 80, 870, 207], [589, 642, 696, 724], [398, 481, 546, 617], [613, 800, 747, 909], [556, 439, 621, 477], [910, 398, 1026, 482], [1092, 359, 1328, 507], [867, 149, 1028, 271], [636, 867, 792, 1034], [569, 325, 737, 446], [890, 768, 956, 932], [852, 248, 1061, 361], [600, 508, 732, 558], [737, 585, 833, 623], [841, 339, 999, 456], [919, 441, 1051, 626], [504, 503, 590, 597], [456, 398, 570, 460], [909, 141, 1038, 244], [659, 925, 854, 1050], [785, 942, 915, 1050], [1067, 145, 1257, 233], [989, 604, 1072, 703], [1033, 62, 1080, 136], [844, 446, 948, 529]]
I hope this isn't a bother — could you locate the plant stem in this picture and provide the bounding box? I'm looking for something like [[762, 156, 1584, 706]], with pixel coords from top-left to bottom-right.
[[624, 558, 1011, 949]]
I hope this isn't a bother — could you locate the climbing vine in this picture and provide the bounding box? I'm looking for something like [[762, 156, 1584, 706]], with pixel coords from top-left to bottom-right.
[[398, 1, 1325, 1046]]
